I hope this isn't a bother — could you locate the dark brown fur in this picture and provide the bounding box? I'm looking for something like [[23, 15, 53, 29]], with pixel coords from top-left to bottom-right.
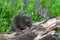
[[9, 14, 32, 32]]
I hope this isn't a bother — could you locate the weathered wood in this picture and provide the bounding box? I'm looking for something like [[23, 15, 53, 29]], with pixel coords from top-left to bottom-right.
[[56, 14, 60, 28], [0, 16, 60, 40]]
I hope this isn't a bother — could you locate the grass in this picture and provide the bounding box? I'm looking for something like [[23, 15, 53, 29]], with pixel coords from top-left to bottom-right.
[[0, 0, 60, 40]]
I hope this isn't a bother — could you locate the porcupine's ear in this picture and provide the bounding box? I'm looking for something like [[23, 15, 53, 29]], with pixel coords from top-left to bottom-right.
[[18, 8, 24, 13]]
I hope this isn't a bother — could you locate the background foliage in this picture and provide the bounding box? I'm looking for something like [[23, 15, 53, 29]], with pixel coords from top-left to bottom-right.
[[0, 0, 60, 33]]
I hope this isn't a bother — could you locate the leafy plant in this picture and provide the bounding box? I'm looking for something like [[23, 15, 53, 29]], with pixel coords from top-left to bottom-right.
[[0, 0, 60, 34]]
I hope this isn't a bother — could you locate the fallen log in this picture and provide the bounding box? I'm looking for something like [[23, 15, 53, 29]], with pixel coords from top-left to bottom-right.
[[0, 15, 60, 40]]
